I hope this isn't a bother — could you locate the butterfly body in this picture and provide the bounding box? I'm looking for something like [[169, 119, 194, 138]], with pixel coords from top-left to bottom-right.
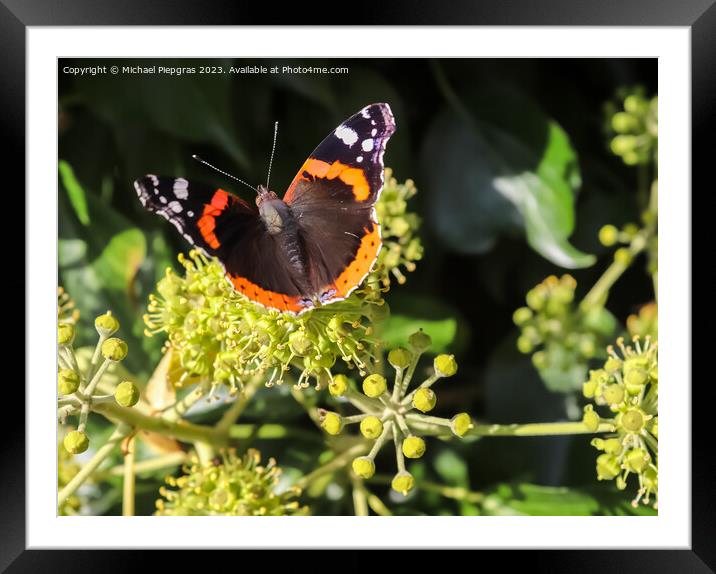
[[136, 103, 395, 314]]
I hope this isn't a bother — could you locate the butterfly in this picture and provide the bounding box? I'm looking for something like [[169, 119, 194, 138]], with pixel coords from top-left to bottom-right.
[[135, 102, 395, 315]]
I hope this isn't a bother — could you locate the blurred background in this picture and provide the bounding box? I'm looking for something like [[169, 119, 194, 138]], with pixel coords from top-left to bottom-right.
[[58, 58, 656, 515]]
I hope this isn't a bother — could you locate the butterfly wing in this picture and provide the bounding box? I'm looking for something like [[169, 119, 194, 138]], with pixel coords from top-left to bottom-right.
[[284, 103, 395, 301], [135, 176, 310, 313]]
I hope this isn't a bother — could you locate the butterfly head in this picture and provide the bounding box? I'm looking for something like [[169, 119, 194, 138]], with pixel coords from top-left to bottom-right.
[[256, 185, 278, 206]]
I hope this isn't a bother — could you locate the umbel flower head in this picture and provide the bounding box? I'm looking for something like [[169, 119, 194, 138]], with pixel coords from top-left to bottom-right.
[[155, 448, 307, 516], [144, 170, 423, 394], [513, 274, 616, 391], [582, 335, 658, 508], [317, 331, 472, 496]]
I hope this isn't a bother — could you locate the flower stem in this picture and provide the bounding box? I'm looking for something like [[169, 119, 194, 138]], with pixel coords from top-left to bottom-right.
[[214, 377, 261, 436], [351, 476, 369, 516], [122, 435, 136, 516], [295, 442, 369, 490], [58, 423, 132, 508], [468, 421, 616, 437]]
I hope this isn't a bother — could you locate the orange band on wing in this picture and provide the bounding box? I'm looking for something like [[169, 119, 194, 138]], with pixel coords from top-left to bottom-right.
[[228, 274, 307, 314], [331, 221, 381, 298], [289, 158, 372, 202], [197, 189, 230, 249]]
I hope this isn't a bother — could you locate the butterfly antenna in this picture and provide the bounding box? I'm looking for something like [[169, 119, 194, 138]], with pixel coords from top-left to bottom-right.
[[192, 155, 260, 194], [265, 121, 279, 189]]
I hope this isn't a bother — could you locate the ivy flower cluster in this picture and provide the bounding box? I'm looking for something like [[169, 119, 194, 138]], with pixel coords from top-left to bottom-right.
[[317, 331, 472, 496], [582, 335, 658, 508], [605, 87, 658, 166], [155, 448, 307, 516], [513, 275, 616, 391], [58, 310, 140, 455], [143, 170, 423, 394]]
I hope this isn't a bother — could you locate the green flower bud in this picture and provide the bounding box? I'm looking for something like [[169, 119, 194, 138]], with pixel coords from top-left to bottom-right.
[[352, 456, 376, 479], [650, 417, 658, 439], [596, 453, 620, 480], [625, 448, 650, 473], [388, 348, 412, 370], [359, 416, 383, 439], [531, 350, 548, 370], [625, 368, 648, 387], [512, 307, 533, 326], [328, 374, 349, 397], [95, 311, 120, 337], [115, 381, 140, 407], [582, 379, 597, 398], [402, 436, 426, 459], [58, 322, 75, 345], [624, 94, 647, 114], [101, 337, 128, 361], [604, 357, 622, 373], [320, 412, 343, 435], [603, 384, 625, 406], [611, 111, 639, 133], [362, 374, 387, 398], [450, 413, 473, 437], [601, 439, 621, 456], [526, 287, 546, 311], [64, 430, 89, 455], [58, 369, 80, 395], [516, 335, 534, 354], [582, 405, 600, 432], [391, 471, 415, 496], [288, 331, 312, 356], [619, 408, 645, 433], [409, 329, 432, 351], [598, 224, 619, 247], [412, 388, 437, 413], [434, 354, 457, 377], [614, 248, 632, 266], [610, 134, 638, 155], [642, 466, 658, 490]]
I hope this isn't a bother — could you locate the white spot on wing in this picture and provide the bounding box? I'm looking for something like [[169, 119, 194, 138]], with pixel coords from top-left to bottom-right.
[[356, 156, 363, 163], [361, 139, 374, 152], [371, 128, 377, 136], [168, 201, 183, 213], [335, 125, 358, 146], [173, 178, 189, 199], [187, 210, 194, 217]]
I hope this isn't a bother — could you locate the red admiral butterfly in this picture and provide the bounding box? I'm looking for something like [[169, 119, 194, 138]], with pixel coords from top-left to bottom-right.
[[135, 103, 395, 314]]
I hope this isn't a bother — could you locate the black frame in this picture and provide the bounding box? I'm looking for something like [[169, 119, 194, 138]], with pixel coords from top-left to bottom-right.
[[5, 0, 711, 569]]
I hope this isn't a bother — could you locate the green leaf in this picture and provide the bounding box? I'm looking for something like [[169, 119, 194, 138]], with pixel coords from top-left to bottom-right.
[[483, 483, 600, 516], [434, 449, 469, 487], [92, 228, 147, 292], [58, 160, 90, 225], [422, 84, 595, 268]]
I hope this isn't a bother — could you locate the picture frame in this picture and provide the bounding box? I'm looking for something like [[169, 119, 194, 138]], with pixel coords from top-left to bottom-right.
[[6, 0, 709, 567]]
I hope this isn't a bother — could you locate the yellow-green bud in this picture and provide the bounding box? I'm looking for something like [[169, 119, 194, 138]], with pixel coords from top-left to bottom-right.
[[362, 374, 387, 398], [328, 374, 349, 397], [408, 330, 432, 351], [512, 307, 533, 326], [619, 408, 645, 433], [650, 417, 658, 439], [450, 412, 473, 437], [95, 311, 120, 337], [603, 384, 625, 406], [625, 448, 650, 473], [288, 331, 312, 355], [582, 405, 600, 432], [582, 379, 597, 398], [610, 134, 637, 155], [611, 111, 639, 133], [64, 430, 89, 455], [114, 381, 140, 407], [642, 467, 658, 490], [58, 369, 80, 395], [596, 453, 620, 480], [58, 322, 75, 345], [391, 471, 415, 496], [516, 335, 534, 354], [531, 350, 548, 370], [412, 388, 437, 413], [388, 348, 412, 370], [526, 287, 546, 311], [360, 416, 383, 439], [604, 357, 622, 373], [101, 337, 128, 361], [625, 368, 648, 388], [614, 247, 632, 266], [320, 411, 343, 435], [402, 436, 426, 459], [598, 224, 619, 247], [352, 456, 375, 479], [434, 354, 458, 377], [603, 438, 623, 455]]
